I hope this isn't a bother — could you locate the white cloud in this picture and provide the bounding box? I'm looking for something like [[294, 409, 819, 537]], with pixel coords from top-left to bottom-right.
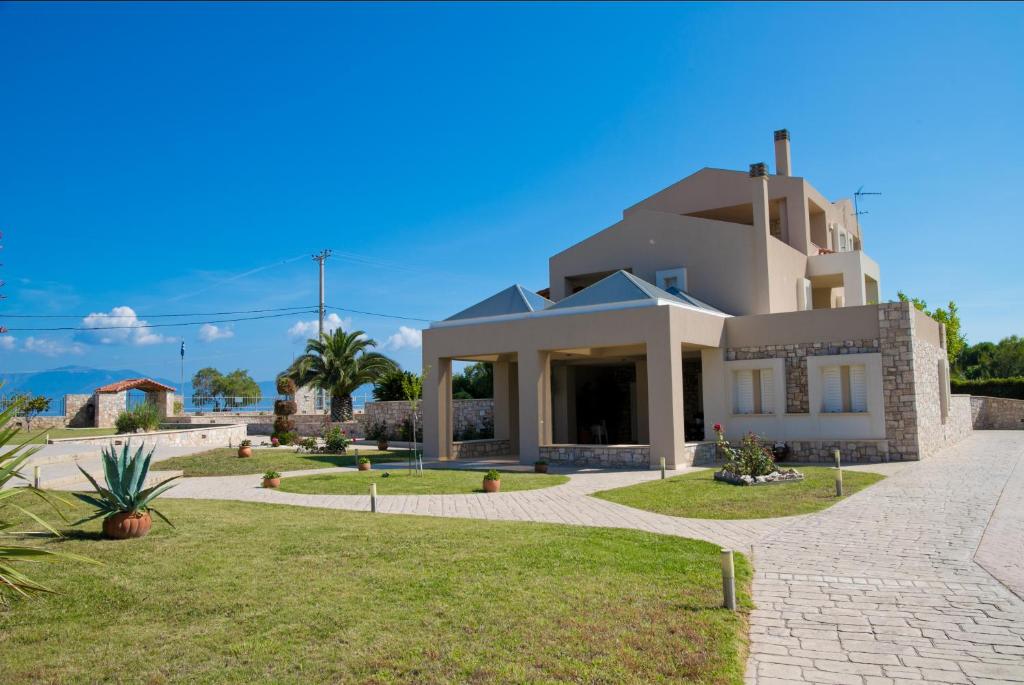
[[197, 323, 234, 342], [384, 326, 422, 351], [287, 313, 351, 340], [0, 336, 15, 351], [79, 306, 170, 346], [23, 336, 85, 357]]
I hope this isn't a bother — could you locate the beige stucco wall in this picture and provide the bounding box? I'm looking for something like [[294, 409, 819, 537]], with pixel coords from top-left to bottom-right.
[[548, 209, 758, 312]]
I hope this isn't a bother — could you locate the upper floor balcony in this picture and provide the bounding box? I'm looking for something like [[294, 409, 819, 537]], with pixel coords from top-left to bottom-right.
[[805, 249, 880, 309]]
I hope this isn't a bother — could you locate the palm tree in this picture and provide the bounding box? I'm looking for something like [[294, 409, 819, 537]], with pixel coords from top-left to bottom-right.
[[283, 329, 397, 421]]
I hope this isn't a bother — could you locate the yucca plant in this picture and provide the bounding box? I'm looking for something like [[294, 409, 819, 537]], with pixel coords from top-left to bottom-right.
[[0, 399, 96, 605], [73, 442, 181, 535]]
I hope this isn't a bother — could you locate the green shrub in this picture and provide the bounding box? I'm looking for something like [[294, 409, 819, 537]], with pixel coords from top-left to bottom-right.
[[323, 426, 349, 453], [274, 431, 299, 446], [263, 470, 281, 479], [299, 437, 317, 451], [715, 428, 775, 477], [114, 404, 161, 434], [240, 439, 252, 447], [951, 377, 1024, 400], [365, 421, 389, 442], [483, 469, 501, 481], [357, 456, 371, 465], [274, 399, 297, 417]]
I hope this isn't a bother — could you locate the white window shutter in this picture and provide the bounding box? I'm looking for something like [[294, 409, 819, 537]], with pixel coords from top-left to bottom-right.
[[759, 368, 774, 414], [822, 366, 842, 412], [734, 370, 754, 414], [849, 365, 867, 412]]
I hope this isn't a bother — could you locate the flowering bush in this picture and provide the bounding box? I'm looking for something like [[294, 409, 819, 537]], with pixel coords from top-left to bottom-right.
[[713, 424, 775, 477]]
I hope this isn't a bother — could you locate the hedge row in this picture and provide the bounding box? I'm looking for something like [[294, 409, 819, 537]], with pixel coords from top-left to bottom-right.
[[951, 377, 1024, 400]]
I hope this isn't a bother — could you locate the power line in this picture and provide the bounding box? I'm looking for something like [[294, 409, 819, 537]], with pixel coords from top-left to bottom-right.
[[326, 305, 430, 323], [0, 305, 316, 319], [4, 309, 318, 332]]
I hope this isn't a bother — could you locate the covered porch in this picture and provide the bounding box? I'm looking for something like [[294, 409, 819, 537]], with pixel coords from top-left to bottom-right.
[[422, 276, 727, 469]]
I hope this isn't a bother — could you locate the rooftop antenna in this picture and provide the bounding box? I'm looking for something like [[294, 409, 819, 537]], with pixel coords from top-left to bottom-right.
[[853, 186, 882, 226]]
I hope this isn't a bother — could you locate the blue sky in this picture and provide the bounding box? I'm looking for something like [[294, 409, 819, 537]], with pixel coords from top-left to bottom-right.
[[1, 2, 1021, 383]]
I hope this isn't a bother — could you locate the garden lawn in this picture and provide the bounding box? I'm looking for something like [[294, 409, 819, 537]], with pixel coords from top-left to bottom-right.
[[593, 466, 885, 519], [13, 427, 118, 445], [1, 494, 752, 684], [151, 448, 410, 477], [279, 468, 569, 495]]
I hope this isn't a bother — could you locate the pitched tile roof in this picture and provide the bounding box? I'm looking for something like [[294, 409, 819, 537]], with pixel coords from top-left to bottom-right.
[[95, 378, 177, 394]]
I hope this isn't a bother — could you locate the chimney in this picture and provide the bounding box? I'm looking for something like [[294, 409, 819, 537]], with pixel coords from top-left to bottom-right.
[[774, 129, 791, 176]]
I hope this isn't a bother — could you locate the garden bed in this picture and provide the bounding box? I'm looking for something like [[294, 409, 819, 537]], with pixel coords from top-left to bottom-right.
[[278, 468, 569, 495]]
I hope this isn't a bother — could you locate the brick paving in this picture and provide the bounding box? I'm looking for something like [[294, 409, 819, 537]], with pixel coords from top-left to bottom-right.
[[747, 432, 1024, 684], [144, 432, 1024, 684]]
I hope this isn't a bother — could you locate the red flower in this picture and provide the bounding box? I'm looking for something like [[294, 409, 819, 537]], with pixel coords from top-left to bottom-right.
[[713, 423, 723, 433]]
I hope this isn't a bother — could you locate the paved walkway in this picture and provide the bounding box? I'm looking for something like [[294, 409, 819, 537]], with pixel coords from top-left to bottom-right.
[[746, 432, 1024, 685], [150, 432, 1024, 684], [162, 463, 791, 552]]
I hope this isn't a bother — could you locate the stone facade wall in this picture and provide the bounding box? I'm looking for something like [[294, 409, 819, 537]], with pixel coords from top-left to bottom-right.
[[66, 394, 94, 427], [786, 440, 891, 464], [540, 444, 651, 468], [365, 399, 493, 440], [727, 339, 880, 413], [450, 439, 512, 459], [168, 413, 363, 438], [48, 422, 247, 449], [970, 396, 1024, 430], [11, 416, 70, 431], [878, 302, 922, 459], [94, 392, 126, 428]]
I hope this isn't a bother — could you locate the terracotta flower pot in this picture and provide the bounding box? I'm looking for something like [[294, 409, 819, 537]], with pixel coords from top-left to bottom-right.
[[358, 462, 371, 471], [483, 479, 500, 493], [534, 463, 549, 474], [262, 477, 281, 488], [238, 446, 253, 458], [377, 439, 389, 451], [102, 511, 152, 540]]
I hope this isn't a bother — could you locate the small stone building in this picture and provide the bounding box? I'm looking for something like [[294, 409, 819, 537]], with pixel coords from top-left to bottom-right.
[[93, 378, 177, 428]]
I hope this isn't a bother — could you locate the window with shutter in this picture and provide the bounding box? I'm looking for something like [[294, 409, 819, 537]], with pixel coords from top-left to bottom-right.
[[734, 370, 754, 414], [759, 368, 774, 414], [849, 365, 867, 412], [822, 366, 843, 412]]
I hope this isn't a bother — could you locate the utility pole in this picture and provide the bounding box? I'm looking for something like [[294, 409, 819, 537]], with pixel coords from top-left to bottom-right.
[[312, 249, 332, 417], [312, 249, 332, 339]]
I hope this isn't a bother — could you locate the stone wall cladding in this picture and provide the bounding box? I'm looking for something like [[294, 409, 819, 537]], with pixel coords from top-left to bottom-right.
[[168, 414, 363, 438], [364, 399, 493, 439], [65, 394, 94, 427], [970, 396, 1024, 430], [48, 423, 247, 449], [450, 439, 512, 459], [726, 339, 879, 413], [878, 302, 921, 460], [540, 444, 650, 468], [94, 392, 126, 428], [786, 440, 892, 464]]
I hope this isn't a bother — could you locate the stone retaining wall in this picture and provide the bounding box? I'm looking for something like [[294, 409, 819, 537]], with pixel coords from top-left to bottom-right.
[[540, 444, 651, 468], [450, 439, 512, 459], [47, 423, 247, 449], [971, 396, 1024, 430], [365, 399, 493, 440]]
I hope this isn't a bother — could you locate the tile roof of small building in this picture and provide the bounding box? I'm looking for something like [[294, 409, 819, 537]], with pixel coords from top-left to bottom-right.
[[549, 270, 723, 314], [445, 285, 554, 321], [94, 378, 177, 394]]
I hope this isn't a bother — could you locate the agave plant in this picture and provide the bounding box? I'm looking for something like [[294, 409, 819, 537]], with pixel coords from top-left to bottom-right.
[[0, 399, 96, 605], [73, 442, 180, 528]]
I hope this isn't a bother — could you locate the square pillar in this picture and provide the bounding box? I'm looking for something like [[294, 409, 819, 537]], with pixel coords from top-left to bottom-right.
[[422, 358, 452, 460], [646, 336, 685, 468], [516, 349, 551, 463], [154, 391, 175, 419], [492, 361, 511, 441], [94, 391, 126, 428]]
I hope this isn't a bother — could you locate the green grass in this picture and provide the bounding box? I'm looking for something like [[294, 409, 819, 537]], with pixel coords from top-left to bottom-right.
[[593, 466, 885, 520], [279, 468, 570, 495], [151, 448, 412, 477], [12, 427, 118, 445], [1, 493, 752, 684]]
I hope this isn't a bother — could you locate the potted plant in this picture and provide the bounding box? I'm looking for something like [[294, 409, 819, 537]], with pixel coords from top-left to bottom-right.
[[357, 456, 372, 471], [366, 421, 389, 451], [482, 469, 501, 493], [262, 470, 281, 488], [534, 459, 549, 474], [238, 439, 253, 458], [73, 442, 180, 540]]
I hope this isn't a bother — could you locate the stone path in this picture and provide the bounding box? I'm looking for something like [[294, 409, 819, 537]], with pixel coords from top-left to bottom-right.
[[746, 431, 1024, 684], [136, 432, 1024, 684], [161, 463, 790, 552]]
